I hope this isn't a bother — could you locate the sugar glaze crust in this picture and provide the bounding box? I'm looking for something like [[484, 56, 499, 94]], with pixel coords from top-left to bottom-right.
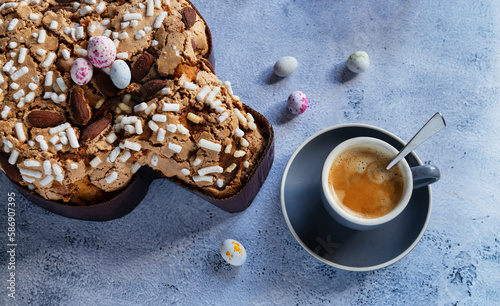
[[0, 0, 265, 204]]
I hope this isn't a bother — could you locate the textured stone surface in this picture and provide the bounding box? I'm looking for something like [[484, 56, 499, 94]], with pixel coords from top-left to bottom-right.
[[1, 0, 500, 304]]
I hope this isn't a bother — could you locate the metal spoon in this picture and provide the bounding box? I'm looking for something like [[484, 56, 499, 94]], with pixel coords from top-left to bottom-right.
[[386, 112, 446, 170]]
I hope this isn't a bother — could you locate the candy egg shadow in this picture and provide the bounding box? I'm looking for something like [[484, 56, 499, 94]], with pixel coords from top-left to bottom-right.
[[270, 99, 299, 125], [331, 63, 357, 83], [261, 65, 286, 85], [205, 252, 242, 280]]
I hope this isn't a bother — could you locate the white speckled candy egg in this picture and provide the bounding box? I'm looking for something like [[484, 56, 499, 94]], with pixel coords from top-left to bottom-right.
[[274, 56, 298, 77], [346, 51, 370, 73], [110, 60, 131, 89], [87, 36, 117, 69], [287, 91, 309, 115], [70, 58, 93, 85], [220, 239, 247, 266]]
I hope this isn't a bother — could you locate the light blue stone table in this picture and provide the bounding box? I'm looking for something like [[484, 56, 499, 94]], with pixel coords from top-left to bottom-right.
[[1, 0, 499, 304]]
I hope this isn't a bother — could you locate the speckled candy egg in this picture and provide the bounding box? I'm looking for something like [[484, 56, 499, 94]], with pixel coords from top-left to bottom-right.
[[87, 36, 117, 69], [110, 60, 131, 89], [274, 56, 298, 77], [287, 91, 309, 115], [220, 239, 247, 266], [346, 51, 370, 73], [70, 58, 93, 85]]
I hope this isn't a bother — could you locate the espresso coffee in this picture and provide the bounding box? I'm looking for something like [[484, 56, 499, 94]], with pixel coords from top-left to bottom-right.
[[328, 146, 405, 219]]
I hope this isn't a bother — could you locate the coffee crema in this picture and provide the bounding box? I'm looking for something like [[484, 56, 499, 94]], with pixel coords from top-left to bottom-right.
[[328, 146, 405, 219]]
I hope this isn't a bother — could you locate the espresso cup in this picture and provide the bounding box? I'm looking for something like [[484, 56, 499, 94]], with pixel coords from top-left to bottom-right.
[[321, 137, 440, 230]]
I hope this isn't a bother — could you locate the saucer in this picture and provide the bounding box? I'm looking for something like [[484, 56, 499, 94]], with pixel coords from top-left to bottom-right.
[[280, 124, 432, 271]]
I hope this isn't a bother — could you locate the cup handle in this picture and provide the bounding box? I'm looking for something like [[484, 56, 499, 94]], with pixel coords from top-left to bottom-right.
[[410, 165, 440, 189]]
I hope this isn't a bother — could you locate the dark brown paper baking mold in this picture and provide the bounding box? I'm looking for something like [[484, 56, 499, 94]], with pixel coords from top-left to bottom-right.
[[2, 107, 273, 221]]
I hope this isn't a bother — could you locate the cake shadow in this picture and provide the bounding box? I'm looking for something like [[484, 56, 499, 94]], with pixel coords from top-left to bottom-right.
[[23, 179, 241, 262]]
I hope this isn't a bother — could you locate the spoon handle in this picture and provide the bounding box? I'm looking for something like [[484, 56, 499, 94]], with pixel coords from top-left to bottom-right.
[[386, 112, 446, 170]]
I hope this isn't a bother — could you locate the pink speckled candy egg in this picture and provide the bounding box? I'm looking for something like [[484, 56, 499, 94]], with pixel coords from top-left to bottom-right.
[[287, 91, 309, 115], [87, 36, 116, 69], [70, 58, 93, 85]]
